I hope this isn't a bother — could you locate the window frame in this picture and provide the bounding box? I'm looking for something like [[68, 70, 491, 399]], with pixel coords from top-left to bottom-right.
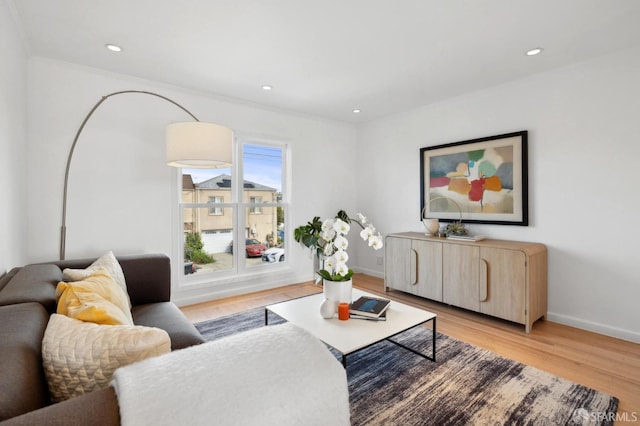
[[176, 136, 289, 285]]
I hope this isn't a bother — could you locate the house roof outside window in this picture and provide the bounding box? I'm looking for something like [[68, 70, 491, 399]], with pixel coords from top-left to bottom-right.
[[194, 174, 277, 192]]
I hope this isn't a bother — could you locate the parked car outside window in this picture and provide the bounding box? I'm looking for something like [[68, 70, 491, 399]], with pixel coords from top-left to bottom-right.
[[262, 247, 285, 263], [228, 239, 268, 257], [245, 239, 266, 257], [184, 262, 197, 274]]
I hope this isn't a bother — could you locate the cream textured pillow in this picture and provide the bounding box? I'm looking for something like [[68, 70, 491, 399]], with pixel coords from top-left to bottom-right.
[[42, 314, 171, 403], [56, 270, 134, 325], [62, 251, 131, 308]]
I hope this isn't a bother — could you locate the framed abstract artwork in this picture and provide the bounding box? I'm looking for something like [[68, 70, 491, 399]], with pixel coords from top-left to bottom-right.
[[420, 130, 528, 226]]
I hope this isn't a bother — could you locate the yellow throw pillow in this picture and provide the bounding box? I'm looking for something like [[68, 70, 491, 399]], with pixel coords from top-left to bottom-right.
[[62, 251, 131, 308], [56, 270, 134, 325]]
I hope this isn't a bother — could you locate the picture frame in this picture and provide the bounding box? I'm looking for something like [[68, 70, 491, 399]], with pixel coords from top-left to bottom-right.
[[420, 130, 528, 226]]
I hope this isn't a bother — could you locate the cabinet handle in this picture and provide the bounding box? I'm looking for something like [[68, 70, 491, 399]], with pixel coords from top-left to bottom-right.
[[410, 248, 418, 285], [479, 259, 488, 302]]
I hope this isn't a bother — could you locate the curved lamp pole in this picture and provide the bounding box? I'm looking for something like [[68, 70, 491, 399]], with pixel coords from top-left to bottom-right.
[[60, 90, 231, 260]]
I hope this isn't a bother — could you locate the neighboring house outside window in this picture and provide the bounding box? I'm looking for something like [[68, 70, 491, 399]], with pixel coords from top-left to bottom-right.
[[182, 174, 276, 244], [180, 141, 287, 278]]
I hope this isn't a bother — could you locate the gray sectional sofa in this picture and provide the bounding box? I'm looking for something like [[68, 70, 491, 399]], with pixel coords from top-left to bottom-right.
[[0, 253, 205, 425]]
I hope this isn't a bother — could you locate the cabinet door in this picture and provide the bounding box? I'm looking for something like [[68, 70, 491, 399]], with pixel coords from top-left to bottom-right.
[[385, 237, 413, 292], [479, 248, 526, 324], [443, 243, 479, 311], [413, 240, 443, 301]]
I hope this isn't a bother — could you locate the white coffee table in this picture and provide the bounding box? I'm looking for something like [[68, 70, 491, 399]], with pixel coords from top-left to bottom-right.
[[265, 289, 437, 367]]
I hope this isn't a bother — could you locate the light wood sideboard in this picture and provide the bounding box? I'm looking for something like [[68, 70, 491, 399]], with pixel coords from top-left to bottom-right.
[[384, 232, 547, 333]]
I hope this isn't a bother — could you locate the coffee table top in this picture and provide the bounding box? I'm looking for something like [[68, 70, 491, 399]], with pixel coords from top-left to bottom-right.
[[266, 289, 436, 356]]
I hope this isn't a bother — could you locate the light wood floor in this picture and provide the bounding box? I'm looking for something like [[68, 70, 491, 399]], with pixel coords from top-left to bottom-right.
[[181, 274, 640, 423]]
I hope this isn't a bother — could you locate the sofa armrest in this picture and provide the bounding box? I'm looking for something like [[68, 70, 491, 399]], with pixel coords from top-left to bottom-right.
[[0, 303, 51, 421], [0, 387, 120, 426], [0, 268, 21, 293], [50, 253, 171, 306], [0, 265, 61, 312]]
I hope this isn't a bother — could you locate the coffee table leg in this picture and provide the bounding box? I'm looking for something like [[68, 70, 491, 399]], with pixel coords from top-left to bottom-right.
[[342, 355, 347, 368], [386, 317, 437, 362], [265, 309, 268, 325], [432, 317, 436, 362]]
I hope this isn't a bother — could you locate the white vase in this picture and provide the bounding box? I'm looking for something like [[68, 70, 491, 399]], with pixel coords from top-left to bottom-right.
[[422, 218, 439, 236], [319, 298, 335, 319], [323, 279, 352, 311]]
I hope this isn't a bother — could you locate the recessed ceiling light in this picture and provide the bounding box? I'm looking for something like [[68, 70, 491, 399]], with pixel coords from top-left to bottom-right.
[[261, 85, 273, 91], [352, 109, 361, 114], [105, 44, 122, 53], [525, 48, 543, 56]]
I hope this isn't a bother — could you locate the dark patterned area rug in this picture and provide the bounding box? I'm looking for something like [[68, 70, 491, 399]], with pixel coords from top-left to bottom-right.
[[195, 308, 618, 426]]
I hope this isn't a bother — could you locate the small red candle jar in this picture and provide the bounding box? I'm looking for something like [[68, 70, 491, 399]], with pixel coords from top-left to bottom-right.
[[338, 303, 350, 320]]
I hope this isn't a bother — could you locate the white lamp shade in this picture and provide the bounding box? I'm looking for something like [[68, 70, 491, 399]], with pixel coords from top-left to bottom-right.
[[166, 122, 233, 168]]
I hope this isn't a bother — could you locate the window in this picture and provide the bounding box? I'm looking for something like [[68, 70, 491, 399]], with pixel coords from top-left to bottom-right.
[[208, 196, 223, 215], [249, 196, 262, 214], [179, 139, 287, 278]]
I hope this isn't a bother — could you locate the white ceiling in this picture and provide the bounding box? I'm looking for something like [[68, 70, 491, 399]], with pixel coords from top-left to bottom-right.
[[9, 0, 640, 123]]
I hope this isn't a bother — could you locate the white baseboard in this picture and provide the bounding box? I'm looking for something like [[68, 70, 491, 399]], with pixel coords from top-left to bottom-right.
[[547, 311, 640, 344], [353, 266, 384, 279]]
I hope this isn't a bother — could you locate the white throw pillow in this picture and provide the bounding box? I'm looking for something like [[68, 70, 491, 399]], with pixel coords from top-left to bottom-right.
[[62, 251, 131, 308], [42, 314, 171, 402]]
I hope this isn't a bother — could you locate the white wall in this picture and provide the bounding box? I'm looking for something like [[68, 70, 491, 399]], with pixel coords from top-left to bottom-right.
[[0, 1, 28, 274], [355, 46, 640, 343], [26, 58, 357, 304]]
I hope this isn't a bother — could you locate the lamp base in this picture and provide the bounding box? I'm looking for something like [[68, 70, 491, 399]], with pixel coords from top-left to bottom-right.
[[422, 218, 439, 236]]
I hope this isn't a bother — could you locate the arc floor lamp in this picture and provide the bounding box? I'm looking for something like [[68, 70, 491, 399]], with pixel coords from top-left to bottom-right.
[[59, 90, 233, 260]]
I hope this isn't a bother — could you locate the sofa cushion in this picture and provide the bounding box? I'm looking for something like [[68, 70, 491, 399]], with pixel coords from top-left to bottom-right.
[[0, 264, 61, 312], [132, 302, 205, 350], [51, 253, 171, 306], [42, 314, 171, 403], [56, 271, 134, 326], [0, 303, 51, 421], [62, 251, 131, 308]]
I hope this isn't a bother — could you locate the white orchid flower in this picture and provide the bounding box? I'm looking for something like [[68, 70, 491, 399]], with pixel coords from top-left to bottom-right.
[[323, 255, 336, 273], [335, 262, 349, 277], [334, 235, 349, 250], [334, 248, 349, 264], [298, 210, 382, 281], [369, 235, 384, 250], [360, 227, 373, 241], [321, 218, 335, 232], [323, 241, 335, 256], [321, 229, 336, 242], [333, 218, 350, 235]]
